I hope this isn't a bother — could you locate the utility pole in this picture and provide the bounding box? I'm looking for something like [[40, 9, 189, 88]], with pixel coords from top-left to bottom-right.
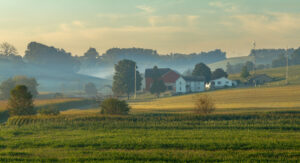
[[286, 47, 289, 85], [253, 41, 256, 76], [134, 62, 137, 99]]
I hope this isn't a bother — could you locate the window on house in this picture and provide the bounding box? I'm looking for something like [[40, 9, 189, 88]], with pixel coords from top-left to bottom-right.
[[168, 86, 173, 90], [218, 81, 221, 85]]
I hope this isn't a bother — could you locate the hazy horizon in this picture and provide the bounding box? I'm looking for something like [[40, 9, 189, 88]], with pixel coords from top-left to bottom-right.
[[1, 0, 300, 57]]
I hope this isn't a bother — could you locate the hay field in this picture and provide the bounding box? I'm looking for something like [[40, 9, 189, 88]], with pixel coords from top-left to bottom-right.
[[130, 85, 300, 114]]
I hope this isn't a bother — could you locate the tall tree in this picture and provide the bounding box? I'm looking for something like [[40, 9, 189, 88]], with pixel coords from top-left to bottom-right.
[[192, 63, 211, 83], [0, 42, 17, 56], [112, 59, 142, 99], [212, 68, 228, 80], [150, 80, 166, 98], [7, 85, 36, 116], [240, 66, 250, 79]]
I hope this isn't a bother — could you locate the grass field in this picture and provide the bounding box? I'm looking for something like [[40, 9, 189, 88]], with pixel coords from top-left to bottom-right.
[[0, 112, 299, 162], [130, 85, 300, 114]]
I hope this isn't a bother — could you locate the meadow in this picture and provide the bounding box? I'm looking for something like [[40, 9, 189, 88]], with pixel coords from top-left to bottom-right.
[[0, 112, 299, 162]]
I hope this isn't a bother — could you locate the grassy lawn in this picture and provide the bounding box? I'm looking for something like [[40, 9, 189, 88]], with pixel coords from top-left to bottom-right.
[[0, 112, 299, 162]]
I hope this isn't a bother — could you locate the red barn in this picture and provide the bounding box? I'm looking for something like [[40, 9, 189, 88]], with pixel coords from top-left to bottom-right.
[[145, 68, 180, 91]]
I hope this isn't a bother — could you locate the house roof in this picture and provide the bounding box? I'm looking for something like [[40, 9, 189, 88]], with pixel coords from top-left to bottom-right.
[[145, 68, 172, 78], [182, 76, 205, 82]]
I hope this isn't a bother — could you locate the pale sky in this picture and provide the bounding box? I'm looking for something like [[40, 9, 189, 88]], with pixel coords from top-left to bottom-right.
[[0, 0, 300, 57]]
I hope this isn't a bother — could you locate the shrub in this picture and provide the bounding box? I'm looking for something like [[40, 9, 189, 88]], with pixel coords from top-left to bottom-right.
[[100, 98, 130, 115], [194, 94, 215, 115], [38, 106, 60, 116]]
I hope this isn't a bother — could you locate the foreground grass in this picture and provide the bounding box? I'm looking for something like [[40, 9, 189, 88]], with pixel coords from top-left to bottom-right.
[[130, 85, 300, 113], [0, 112, 299, 162]]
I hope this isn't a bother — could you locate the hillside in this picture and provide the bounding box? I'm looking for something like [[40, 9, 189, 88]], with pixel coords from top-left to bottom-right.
[[208, 56, 254, 70], [229, 65, 300, 86]]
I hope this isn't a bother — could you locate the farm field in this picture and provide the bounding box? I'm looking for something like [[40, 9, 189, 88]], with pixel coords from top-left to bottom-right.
[[0, 78, 299, 162], [130, 85, 300, 114], [0, 112, 299, 162]]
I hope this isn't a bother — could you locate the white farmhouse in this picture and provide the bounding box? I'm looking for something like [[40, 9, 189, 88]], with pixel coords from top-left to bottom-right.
[[206, 77, 236, 89], [176, 76, 205, 94]]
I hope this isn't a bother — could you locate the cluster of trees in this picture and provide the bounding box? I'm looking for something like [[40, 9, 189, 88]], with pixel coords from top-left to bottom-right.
[[0, 76, 38, 99], [272, 48, 300, 68], [192, 63, 228, 82], [24, 42, 80, 73]]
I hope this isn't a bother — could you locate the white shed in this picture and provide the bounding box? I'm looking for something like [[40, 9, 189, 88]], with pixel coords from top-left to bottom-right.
[[176, 76, 205, 94]]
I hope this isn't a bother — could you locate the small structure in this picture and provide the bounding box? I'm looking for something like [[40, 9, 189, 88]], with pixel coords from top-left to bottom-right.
[[206, 77, 236, 89], [176, 76, 205, 94], [248, 74, 273, 85], [145, 68, 180, 92]]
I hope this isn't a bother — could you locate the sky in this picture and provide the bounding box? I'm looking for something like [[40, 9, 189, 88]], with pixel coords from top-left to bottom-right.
[[0, 0, 300, 57]]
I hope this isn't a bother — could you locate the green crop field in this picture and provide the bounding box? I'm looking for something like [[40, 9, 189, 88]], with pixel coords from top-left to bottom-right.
[[0, 112, 299, 162]]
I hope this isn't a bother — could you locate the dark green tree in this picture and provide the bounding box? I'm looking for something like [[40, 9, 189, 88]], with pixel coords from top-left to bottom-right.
[[192, 63, 211, 83], [84, 82, 97, 96], [152, 66, 161, 81], [7, 85, 36, 116], [212, 68, 228, 80], [240, 66, 250, 79], [112, 59, 142, 99], [150, 80, 167, 98]]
